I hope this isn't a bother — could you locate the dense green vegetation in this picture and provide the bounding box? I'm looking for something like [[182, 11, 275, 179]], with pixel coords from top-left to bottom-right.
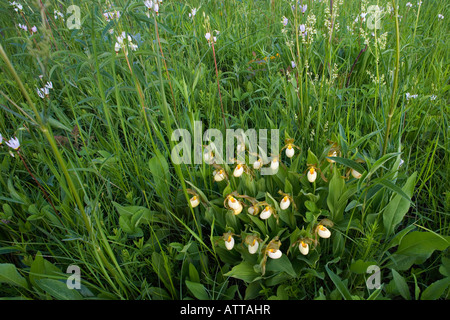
[[0, 0, 448, 300]]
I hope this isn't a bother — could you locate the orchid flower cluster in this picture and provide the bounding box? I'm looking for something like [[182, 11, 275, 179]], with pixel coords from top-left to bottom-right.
[[187, 137, 357, 275]]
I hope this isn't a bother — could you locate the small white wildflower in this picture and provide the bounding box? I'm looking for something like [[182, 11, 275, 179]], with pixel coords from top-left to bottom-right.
[[189, 8, 197, 18], [45, 81, 53, 90], [5, 137, 20, 150], [31, 26, 37, 33], [438, 14, 444, 20]]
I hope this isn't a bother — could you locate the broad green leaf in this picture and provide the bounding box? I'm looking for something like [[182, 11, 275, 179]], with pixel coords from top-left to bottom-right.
[[367, 152, 401, 178], [325, 264, 353, 300], [392, 269, 411, 299], [36, 279, 83, 300], [383, 172, 417, 237], [265, 255, 296, 278], [420, 277, 450, 300], [327, 157, 365, 174], [29, 252, 62, 287], [395, 231, 450, 257], [188, 263, 200, 283], [0, 264, 28, 289], [185, 280, 209, 300], [224, 261, 260, 283], [306, 148, 319, 166], [350, 260, 377, 274]]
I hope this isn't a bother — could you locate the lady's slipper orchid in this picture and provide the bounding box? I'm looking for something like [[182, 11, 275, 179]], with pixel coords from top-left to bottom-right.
[[267, 248, 282, 259], [228, 196, 240, 210], [317, 225, 331, 238], [351, 169, 362, 179], [253, 158, 262, 170], [248, 238, 259, 254], [225, 234, 235, 250], [270, 158, 279, 171], [307, 167, 317, 183], [260, 206, 273, 220], [189, 196, 200, 208], [280, 196, 290, 210], [286, 144, 295, 158], [213, 169, 226, 182], [233, 164, 244, 177], [299, 241, 309, 255], [247, 205, 259, 215]]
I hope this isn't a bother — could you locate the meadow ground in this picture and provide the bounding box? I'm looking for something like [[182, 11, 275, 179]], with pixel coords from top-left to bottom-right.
[[0, 0, 449, 301]]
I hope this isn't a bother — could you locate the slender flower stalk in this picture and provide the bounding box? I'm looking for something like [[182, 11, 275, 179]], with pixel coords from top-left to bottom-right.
[[382, 0, 400, 156], [211, 40, 227, 130]]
